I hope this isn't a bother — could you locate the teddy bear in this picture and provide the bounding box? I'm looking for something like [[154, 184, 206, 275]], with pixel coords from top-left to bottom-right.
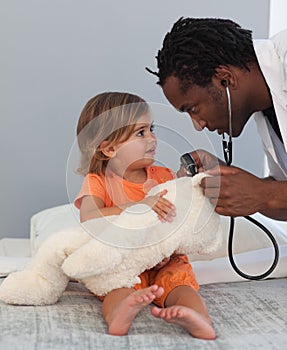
[[0, 174, 222, 305]]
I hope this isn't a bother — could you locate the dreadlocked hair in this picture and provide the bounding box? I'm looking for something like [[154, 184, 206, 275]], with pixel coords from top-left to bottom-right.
[[146, 17, 257, 91]]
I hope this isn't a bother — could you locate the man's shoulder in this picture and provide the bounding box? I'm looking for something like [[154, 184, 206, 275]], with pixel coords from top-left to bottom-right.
[[271, 28, 287, 41], [270, 29, 287, 59]]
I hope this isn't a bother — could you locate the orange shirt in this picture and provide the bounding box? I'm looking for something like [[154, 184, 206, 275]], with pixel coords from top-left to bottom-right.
[[74, 166, 175, 209]]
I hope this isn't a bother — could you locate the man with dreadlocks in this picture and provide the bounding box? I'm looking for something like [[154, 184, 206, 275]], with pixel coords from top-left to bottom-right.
[[147, 17, 287, 222]]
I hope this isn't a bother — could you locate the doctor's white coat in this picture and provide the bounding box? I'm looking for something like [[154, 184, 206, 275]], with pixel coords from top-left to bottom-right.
[[254, 29, 287, 180]]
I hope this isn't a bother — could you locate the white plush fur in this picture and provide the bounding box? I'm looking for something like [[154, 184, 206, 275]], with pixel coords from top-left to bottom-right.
[[0, 174, 222, 305]]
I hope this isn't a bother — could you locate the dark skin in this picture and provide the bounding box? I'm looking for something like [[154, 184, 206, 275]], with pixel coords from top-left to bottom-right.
[[162, 65, 287, 221]]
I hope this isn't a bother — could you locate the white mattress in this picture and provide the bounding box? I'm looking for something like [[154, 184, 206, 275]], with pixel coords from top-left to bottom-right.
[[1, 205, 287, 283], [1, 236, 287, 285], [193, 244, 287, 284], [0, 238, 31, 257], [0, 238, 31, 277]]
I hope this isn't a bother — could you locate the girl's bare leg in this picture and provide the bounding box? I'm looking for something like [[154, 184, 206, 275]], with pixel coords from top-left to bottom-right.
[[151, 286, 216, 340], [102, 284, 164, 336]]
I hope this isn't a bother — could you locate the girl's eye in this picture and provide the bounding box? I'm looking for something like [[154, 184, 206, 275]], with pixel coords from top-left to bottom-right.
[[136, 124, 155, 137], [136, 130, 144, 137]]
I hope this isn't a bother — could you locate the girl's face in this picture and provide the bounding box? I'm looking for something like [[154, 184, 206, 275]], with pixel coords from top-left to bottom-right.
[[112, 113, 157, 171]]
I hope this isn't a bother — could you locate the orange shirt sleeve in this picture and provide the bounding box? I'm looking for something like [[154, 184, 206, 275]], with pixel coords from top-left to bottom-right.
[[74, 174, 107, 209]]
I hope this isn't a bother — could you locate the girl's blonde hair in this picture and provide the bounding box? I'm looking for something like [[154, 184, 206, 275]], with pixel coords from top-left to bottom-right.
[[77, 92, 149, 176]]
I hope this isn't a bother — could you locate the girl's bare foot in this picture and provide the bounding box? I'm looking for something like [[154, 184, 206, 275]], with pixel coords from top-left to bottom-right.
[[151, 305, 216, 340], [107, 285, 164, 336]]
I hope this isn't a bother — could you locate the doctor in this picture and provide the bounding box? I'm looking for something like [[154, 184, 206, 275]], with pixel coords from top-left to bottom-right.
[[147, 17, 287, 221]]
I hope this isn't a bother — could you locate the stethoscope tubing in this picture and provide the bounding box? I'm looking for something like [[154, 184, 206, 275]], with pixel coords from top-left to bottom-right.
[[223, 84, 279, 280], [227, 216, 279, 280]]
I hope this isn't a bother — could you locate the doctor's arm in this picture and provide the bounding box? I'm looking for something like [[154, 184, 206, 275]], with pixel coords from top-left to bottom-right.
[[200, 165, 287, 221], [257, 178, 287, 220]]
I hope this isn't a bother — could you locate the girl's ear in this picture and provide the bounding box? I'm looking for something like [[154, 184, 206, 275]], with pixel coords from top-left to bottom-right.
[[100, 141, 116, 158]]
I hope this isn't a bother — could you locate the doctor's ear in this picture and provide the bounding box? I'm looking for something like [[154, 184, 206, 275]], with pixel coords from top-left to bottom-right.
[[214, 66, 236, 88]]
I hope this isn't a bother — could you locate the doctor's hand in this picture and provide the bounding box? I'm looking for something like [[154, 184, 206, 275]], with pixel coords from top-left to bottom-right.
[[200, 165, 267, 217], [191, 149, 225, 172], [177, 149, 224, 177]]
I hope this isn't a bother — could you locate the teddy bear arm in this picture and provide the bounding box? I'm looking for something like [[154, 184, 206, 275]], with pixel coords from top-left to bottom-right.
[[61, 238, 124, 279]]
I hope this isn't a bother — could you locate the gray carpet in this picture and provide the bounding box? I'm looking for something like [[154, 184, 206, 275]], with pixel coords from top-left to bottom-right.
[[1, 278, 287, 349]]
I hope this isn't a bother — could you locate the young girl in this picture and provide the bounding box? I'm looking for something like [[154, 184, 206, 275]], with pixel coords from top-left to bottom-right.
[[74, 92, 216, 340]]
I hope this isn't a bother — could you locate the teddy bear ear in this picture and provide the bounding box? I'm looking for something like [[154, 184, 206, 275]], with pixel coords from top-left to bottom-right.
[[61, 239, 123, 279]]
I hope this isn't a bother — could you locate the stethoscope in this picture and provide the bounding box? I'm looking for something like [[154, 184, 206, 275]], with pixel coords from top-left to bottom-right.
[[180, 80, 279, 280]]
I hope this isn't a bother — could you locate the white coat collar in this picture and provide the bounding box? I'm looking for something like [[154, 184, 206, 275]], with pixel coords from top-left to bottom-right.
[[254, 31, 287, 150]]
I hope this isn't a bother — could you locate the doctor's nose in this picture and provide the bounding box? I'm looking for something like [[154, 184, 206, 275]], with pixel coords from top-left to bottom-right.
[[191, 118, 207, 131]]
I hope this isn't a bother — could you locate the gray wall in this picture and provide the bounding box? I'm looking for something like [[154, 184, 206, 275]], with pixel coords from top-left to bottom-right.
[[0, 0, 270, 238]]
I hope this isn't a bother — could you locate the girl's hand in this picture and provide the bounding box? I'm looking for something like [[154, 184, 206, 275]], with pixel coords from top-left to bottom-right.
[[141, 189, 176, 222]]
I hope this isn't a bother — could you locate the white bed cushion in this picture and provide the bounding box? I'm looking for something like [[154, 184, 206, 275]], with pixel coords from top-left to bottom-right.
[[1, 205, 286, 282], [189, 213, 287, 261], [27, 203, 287, 283], [30, 204, 80, 254], [195, 244, 287, 284], [30, 204, 287, 260]]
